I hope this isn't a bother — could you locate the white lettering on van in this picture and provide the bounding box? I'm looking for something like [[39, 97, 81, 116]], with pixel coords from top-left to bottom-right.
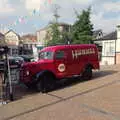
[[72, 50, 78, 59], [72, 48, 95, 59]]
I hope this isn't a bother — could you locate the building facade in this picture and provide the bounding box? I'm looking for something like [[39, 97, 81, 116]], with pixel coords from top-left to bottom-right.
[[5, 30, 20, 56], [20, 34, 41, 60], [20, 34, 37, 55], [94, 28, 119, 65], [36, 23, 71, 47], [116, 25, 120, 64], [93, 29, 104, 40], [0, 32, 5, 45], [37, 27, 48, 47]]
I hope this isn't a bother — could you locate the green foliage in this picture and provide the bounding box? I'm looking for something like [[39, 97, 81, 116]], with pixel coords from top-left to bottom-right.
[[61, 31, 72, 44], [46, 7, 93, 46], [46, 23, 63, 46], [71, 7, 93, 44]]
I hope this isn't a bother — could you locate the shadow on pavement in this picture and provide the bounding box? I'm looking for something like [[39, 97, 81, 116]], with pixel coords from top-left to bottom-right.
[[53, 70, 118, 91], [92, 70, 118, 79], [12, 84, 37, 101], [11, 69, 118, 101]]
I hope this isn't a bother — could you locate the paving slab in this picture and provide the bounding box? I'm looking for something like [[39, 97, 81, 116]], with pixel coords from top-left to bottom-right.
[[10, 95, 118, 120], [50, 69, 120, 99], [0, 65, 120, 120], [9, 77, 120, 120], [76, 81, 120, 117], [0, 93, 60, 120]]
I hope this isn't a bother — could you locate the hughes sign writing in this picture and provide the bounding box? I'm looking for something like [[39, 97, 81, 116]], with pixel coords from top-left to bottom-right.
[[72, 48, 95, 59]]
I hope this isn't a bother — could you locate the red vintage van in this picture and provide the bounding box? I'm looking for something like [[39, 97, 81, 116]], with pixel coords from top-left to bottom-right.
[[20, 44, 99, 92]]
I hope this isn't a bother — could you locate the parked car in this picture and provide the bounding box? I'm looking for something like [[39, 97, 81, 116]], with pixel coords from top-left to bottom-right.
[[19, 55, 34, 62], [0, 56, 24, 69], [8, 56, 24, 67]]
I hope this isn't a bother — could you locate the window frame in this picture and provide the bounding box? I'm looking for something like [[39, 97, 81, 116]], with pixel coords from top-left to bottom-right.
[[39, 51, 54, 60], [55, 50, 65, 60]]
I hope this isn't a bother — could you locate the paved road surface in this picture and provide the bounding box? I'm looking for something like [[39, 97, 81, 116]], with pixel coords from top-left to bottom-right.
[[0, 65, 120, 120]]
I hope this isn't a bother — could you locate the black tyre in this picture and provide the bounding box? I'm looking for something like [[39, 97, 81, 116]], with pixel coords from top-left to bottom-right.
[[36, 73, 55, 93], [25, 83, 35, 89], [36, 79, 44, 92], [81, 66, 92, 80]]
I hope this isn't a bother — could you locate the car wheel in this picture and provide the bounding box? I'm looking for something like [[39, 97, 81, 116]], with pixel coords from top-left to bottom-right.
[[82, 66, 92, 80], [36, 80, 43, 92], [25, 83, 35, 89], [36, 74, 55, 93]]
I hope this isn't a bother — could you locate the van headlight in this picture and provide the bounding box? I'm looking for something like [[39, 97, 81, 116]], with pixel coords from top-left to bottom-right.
[[26, 70, 30, 76]]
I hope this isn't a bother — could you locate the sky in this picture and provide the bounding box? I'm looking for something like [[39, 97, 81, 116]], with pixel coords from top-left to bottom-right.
[[0, 0, 120, 35]]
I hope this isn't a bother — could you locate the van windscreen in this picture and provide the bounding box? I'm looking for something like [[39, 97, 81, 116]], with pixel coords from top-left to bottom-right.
[[39, 51, 54, 60]]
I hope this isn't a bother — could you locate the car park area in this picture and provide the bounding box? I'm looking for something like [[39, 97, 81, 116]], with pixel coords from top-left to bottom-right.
[[0, 65, 120, 120]]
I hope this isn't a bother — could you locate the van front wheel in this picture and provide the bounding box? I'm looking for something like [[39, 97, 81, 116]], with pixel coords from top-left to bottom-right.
[[36, 74, 55, 93], [81, 66, 92, 80]]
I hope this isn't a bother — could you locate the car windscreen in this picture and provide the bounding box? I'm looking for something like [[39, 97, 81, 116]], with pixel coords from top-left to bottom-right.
[[39, 51, 54, 60]]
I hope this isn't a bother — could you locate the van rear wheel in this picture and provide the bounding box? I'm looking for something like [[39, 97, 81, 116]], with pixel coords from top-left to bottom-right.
[[81, 66, 92, 80]]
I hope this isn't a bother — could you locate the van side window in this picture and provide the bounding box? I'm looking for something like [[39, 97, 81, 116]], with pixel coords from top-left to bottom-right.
[[55, 51, 65, 59]]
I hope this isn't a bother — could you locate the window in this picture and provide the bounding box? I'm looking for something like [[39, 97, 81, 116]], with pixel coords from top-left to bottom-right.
[[55, 51, 65, 59], [39, 51, 53, 60], [104, 41, 115, 56], [12, 48, 18, 55]]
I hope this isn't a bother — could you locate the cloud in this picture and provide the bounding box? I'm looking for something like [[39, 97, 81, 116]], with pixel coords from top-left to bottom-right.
[[54, 0, 93, 5], [103, 1, 120, 12], [24, 0, 120, 33], [1, 0, 120, 34], [25, 0, 120, 33], [25, 0, 93, 19], [25, 0, 58, 24], [71, 0, 93, 4], [25, 0, 46, 11], [0, 0, 14, 15], [90, 1, 120, 32], [91, 12, 120, 33]]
